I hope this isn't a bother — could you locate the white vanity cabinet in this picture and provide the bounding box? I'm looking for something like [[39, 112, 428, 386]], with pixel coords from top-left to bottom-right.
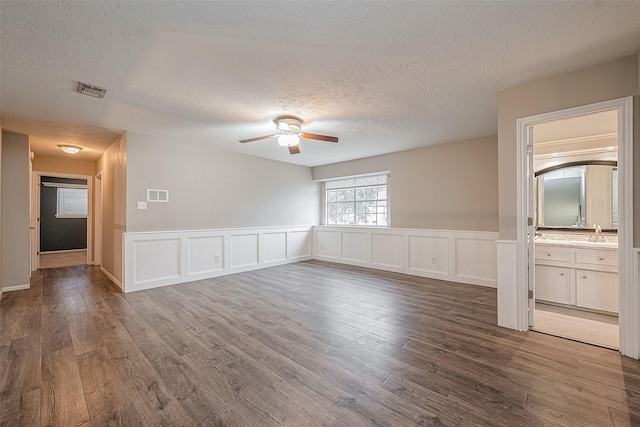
[[576, 270, 619, 313], [534, 265, 571, 304], [534, 242, 618, 314]]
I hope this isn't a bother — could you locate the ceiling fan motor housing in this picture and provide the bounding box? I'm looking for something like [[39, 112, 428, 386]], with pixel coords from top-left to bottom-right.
[[274, 115, 302, 134]]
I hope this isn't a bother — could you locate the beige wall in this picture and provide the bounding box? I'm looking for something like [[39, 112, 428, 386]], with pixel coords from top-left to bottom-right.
[[497, 55, 639, 240], [125, 132, 320, 232], [95, 134, 127, 286], [312, 136, 499, 231], [32, 156, 95, 176], [0, 129, 2, 294], [1, 131, 31, 288]]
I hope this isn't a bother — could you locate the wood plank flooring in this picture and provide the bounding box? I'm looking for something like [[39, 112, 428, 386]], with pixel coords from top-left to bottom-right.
[[2, 260, 640, 426]]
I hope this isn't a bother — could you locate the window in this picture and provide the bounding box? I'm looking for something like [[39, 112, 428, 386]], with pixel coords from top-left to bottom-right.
[[56, 187, 88, 218], [326, 174, 388, 226]]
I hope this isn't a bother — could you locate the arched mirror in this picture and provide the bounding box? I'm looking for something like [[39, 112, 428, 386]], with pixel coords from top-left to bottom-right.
[[535, 161, 617, 230]]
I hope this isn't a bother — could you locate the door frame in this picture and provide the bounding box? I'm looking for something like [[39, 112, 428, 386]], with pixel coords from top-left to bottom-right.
[[31, 171, 94, 269], [94, 171, 102, 266], [515, 96, 636, 357]]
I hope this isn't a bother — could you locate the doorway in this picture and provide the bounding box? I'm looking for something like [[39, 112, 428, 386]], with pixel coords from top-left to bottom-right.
[[31, 172, 93, 270], [528, 110, 619, 348], [515, 97, 636, 357]]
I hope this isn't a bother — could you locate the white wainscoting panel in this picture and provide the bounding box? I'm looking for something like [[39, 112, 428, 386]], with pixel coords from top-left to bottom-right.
[[290, 231, 311, 259], [408, 235, 449, 276], [316, 230, 339, 259], [230, 234, 259, 268], [341, 231, 368, 264], [264, 232, 287, 263], [124, 226, 313, 292], [313, 226, 499, 288], [188, 235, 224, 276], [455, 238, 498, 286], [133, 238, 181, 285], [371, 233, 404, 270], [496, 240, 520, 330]]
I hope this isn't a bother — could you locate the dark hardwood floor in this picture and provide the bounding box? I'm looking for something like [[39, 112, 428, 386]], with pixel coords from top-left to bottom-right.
[[1, 260, 640, 426]]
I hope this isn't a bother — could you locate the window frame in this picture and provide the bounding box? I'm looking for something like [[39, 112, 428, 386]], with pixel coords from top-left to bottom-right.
[[324, 173, 390, 227], [53, 184, 89, 219]]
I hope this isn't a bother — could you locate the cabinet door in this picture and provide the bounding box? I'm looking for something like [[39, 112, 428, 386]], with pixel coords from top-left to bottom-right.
[[535, 265, 571, 304], [576, 270, 619, 313]]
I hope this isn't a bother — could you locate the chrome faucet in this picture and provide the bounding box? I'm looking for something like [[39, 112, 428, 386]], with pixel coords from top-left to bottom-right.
[[589, 225, 605, 242]]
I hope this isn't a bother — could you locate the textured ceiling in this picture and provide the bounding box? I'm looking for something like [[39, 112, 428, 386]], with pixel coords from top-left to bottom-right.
[[1, 2, 640, 165]]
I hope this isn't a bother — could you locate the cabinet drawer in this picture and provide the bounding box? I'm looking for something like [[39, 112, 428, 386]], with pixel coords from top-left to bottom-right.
[[535, 265, 571, 304], [576, 270, 618, 313], [535, 247, 571, 263], [575, 249, 618, 268]]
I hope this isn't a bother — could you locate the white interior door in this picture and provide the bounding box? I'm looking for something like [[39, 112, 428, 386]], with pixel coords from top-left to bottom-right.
[[527, 126, 536, 327]]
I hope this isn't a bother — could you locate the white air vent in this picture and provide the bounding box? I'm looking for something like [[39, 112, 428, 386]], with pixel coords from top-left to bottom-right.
[[76, 82, 107, 98], [147, 189, 169, 203]]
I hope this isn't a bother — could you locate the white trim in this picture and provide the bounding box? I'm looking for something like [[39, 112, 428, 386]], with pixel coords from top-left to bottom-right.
[[101, 266, 122, 290], [514, 97, 635, 357], [3, 283, 30, 292], [41, 182, 87, 189], [534, 132, 617, 147], [94, 171, 102, 266], [314, 226, 498, 288]]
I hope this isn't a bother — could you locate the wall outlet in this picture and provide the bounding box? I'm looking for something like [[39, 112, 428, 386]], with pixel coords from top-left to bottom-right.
[[137, 201, 147, 210], [215, 255, 221, 262], [431, 257, 437, 264]]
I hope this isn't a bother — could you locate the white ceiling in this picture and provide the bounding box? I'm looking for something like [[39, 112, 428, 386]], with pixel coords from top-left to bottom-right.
[[1, 2, 640, 166]]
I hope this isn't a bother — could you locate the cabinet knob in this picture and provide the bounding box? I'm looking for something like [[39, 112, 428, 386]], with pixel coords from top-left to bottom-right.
[[582, 276, 588, 279], [560, 273, 565, 276], [599, 257, 604, 261], [547, 253, 551, 256]]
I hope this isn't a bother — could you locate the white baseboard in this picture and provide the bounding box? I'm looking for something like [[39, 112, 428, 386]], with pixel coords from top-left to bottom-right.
[[2, 283, 30, 292], [123, 226, 313, 293], [313, 226, 498, 288], [101, 266, 123, 290]]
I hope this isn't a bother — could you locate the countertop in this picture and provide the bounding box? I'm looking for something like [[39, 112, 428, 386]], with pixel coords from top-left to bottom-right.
[[534, 239, 618, 251]]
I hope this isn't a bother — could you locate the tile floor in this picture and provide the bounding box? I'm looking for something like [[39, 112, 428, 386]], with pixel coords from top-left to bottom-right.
[[533, 302, 619, 349]]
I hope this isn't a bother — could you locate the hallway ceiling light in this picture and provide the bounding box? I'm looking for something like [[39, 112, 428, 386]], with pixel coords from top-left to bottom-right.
[[58, 145, 82, 154]]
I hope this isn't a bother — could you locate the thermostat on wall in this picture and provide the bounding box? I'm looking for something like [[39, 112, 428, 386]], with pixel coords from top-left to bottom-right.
[[147, 189, 169, 202]]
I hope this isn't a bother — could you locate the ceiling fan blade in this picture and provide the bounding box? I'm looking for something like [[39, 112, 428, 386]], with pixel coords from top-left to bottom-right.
[[288, 145, 301, 155], [301, 133, 338, 143], [239, 135, 276, 143]]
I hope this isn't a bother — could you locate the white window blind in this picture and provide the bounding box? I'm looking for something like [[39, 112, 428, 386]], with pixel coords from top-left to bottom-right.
[[57, 187, 88, 218]]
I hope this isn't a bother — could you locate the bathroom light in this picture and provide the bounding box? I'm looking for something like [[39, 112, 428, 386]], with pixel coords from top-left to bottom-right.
[[278, 134, 300, 147], [58, 145, 82, 154]]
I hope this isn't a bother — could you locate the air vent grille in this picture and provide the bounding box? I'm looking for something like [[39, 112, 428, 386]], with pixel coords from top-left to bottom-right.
[[147, 189, 169, 203], [76, 82, 107, 98]]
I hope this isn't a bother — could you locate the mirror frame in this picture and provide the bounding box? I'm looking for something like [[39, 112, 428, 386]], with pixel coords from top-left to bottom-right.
[[535, 160, 617, 177], [535, 160, 618, 232]]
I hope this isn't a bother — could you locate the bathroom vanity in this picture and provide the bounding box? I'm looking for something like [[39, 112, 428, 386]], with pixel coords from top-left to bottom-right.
[[534, 239, 618, 314]]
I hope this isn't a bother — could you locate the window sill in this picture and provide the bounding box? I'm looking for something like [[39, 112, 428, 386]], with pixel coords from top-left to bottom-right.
[[55, 214, 88, 219]]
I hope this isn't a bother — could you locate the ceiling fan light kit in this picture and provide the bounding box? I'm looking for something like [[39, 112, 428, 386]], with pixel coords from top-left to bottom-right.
[[239, 115, 338, 155], [277, 134, 300, 147]]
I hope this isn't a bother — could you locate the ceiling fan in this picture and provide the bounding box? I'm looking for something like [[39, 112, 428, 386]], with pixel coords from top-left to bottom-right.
[[240, 115, 338, 154]]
